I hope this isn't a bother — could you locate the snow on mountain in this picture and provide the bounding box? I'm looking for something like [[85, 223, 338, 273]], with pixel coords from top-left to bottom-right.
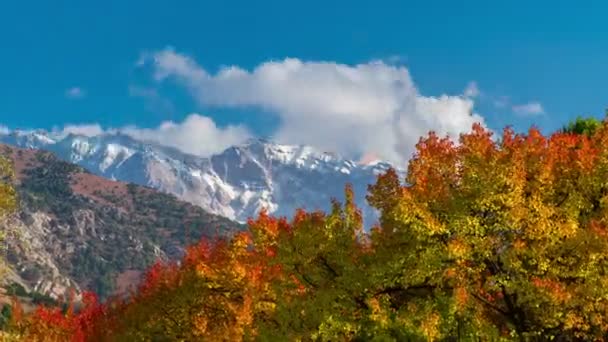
[[0, 131, 404, 228]]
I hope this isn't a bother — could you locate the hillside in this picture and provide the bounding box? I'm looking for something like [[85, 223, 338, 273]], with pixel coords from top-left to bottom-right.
[[0, 144, 244, 299]]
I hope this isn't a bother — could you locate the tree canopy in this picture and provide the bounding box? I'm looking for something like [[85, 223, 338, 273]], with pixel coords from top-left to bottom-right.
[[0, 156, 18, 341], [0, 155, 17, 269], [5, 121, 608, 340], [561, 115, 604, 136], [0, 155, 16, 219]]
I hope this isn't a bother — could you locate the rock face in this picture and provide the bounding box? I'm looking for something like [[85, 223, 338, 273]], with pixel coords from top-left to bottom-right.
[[0, 131, 404, 228], [0, 144, 244, 300], [2, 212, 79, 300]]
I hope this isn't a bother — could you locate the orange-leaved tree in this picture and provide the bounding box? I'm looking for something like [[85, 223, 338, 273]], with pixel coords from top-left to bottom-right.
[[6, 292, 106, 342], [87, 232, 279, 341]]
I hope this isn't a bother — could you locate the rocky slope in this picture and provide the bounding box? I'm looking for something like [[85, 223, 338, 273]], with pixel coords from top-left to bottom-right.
[[0, 131, 403, 228], [0, 144, 244, 300]]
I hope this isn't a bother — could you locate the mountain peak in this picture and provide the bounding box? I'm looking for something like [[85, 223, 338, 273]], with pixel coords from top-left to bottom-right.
[[0, 129, 402, 229]]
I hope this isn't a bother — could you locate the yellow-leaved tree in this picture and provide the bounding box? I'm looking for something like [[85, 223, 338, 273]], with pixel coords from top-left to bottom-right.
[[255, 121, 608, 340], [0, 155, 16, 274], [0, 155, 18, 341]]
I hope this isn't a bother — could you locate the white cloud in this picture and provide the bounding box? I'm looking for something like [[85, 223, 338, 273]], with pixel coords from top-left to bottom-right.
[[490, 95, 544, 116], [0, 125, 9, 135], [512, 101, 544, 116], [65, 87, 86, 99], [464, 81, 480, 98], [121, 114, 251, 157], [55, 114, 250, 157], [61, 124, 104, 137], [141, 48, 487, 165]]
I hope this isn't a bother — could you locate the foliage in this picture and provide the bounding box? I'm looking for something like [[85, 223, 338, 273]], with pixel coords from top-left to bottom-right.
[[0, 305, 11, 330], [17, 151, 89, 230], [92, 232, 277, 341], [0, 155, 18, 339], [4, 283, 58, 307], [360, 123, 608, 339], [5, 292, 107, 342], [0, 154, 16, 279], [4, 283, 28, 298], [0, 155, 16, 218], [561, 115, 603, 136], [7, 121, 608, 340]]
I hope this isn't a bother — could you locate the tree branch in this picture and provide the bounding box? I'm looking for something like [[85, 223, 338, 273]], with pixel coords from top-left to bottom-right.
[[470, 292, 509, 316]]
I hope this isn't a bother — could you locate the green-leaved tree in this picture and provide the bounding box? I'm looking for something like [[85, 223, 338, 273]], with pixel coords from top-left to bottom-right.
[[561, 114, 604, 136]]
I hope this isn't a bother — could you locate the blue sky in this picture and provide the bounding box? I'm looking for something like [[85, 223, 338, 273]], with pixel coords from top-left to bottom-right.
[[1, 0, 607, 162]]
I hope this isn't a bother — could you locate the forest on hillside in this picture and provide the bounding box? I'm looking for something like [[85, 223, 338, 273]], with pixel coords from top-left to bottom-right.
[[2, 116, 608, 341]]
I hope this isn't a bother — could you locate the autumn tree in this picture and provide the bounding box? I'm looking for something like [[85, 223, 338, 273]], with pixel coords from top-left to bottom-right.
[[10, 119, 608, 341], [5, 292, 107, 342], [86, 232, 279, 341], [0, 155, 17, 279], [0, 155, 17, 259], [251, 185, 388, 341], [364, 123, 608, 340], [0, 155, 18, 340], [257, 121, 608, 340]]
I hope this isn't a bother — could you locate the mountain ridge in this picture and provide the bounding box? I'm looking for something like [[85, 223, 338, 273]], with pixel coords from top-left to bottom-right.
[[0, 130, 404, 227]]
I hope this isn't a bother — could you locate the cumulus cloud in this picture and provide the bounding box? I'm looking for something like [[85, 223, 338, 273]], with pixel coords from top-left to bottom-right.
[[62, 124, 105, 137], [65, 87, 86, 99], [140, 48, 486, 164], [512, 101, 544, 116], [1, 115, 249, 158], [490, 95, 544, 116], [54, 114, 250, 157], [121, 114, 251, 156]]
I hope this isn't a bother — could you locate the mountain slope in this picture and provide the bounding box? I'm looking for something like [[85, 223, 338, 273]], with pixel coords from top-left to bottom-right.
[[0, 131, 403, 228], [0, 144, 244, 299]]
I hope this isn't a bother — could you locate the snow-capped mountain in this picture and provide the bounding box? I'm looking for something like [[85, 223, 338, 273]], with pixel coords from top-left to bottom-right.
[[1, 130, 403, 227]]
